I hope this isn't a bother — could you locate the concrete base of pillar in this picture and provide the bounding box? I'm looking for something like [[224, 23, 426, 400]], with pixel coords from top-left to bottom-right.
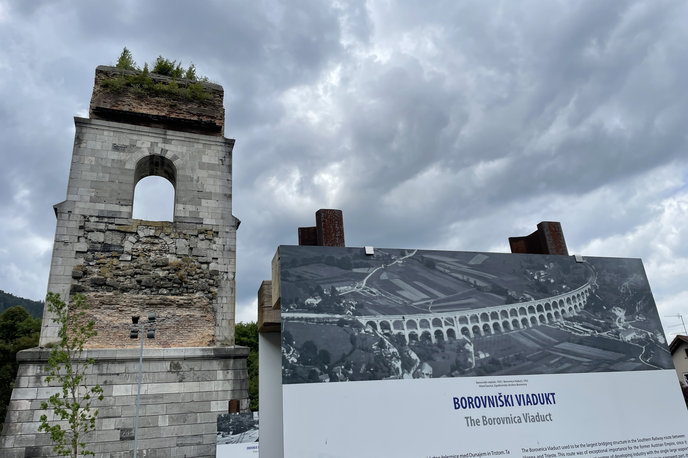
[[0, 346, 249, 458]]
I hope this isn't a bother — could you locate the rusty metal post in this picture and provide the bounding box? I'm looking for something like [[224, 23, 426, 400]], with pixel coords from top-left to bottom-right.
[[298, 227, 318, 246], [315, 209, 345, 247], [509, 221, 569, 256], [297, 209, 346, 247], [228, 399, 241, 414]]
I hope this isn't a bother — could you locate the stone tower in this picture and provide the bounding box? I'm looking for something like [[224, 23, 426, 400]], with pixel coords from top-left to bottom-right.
[[42, 65, 239, 347], [0, 66, 249, 457]]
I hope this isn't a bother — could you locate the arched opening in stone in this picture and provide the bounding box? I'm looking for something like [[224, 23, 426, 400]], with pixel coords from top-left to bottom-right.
[[132, 155, 177, 221], [395, 333, 407, 345], [380, 321, 392, 335]]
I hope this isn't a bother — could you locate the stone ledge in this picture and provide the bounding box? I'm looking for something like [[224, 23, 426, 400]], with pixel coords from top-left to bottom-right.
[[17, 346, 249, 363], [74, 117, 235, 146]]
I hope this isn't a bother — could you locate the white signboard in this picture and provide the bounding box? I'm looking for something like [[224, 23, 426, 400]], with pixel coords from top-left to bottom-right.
[[278, 247, 687, 458]]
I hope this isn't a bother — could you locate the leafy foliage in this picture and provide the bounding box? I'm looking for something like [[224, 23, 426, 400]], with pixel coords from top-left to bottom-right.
[[235, 321, 259, 411], [152, 55, 184, 78], [38, 293, 103, 457], [184, 63, 201, 81], [103, 48, 212, 102], [0, 306, 41, 431], [115, 47, 137, 71], [0, 289, 43, 318]]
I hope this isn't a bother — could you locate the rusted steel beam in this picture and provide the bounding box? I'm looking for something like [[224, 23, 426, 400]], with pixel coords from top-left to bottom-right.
[[297, 209, 346, 247], [298, 226, 318, 246], [228, 399, 241, 414], [315, 209, 345, 247], [509, 221, 569, 256]]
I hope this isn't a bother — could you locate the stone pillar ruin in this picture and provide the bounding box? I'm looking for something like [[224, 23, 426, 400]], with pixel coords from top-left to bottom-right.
[[41, 65, 240, 347], [0, 66, 249, 457]]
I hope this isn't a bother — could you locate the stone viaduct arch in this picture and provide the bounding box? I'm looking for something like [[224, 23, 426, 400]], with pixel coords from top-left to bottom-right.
[[358, 279, 593, 343]]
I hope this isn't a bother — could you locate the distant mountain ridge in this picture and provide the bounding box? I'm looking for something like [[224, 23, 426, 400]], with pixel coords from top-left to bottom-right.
[[0, 290, 43, 318]]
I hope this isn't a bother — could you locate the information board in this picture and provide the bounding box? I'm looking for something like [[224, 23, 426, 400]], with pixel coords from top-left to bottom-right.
[[217, 412, 259, 457], [279, 246, 687, 458]]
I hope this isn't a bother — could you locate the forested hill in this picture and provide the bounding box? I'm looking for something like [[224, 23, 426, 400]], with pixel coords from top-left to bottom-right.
[[0, 290, 43, 318]]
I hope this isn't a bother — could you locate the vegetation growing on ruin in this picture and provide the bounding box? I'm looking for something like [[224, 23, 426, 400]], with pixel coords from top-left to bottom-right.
[[101, 47, 212, 102]]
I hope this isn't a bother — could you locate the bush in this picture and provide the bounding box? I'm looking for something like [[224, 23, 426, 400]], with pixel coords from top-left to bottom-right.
[[152, 56, 184, 78], [103, 48, 212, 102]]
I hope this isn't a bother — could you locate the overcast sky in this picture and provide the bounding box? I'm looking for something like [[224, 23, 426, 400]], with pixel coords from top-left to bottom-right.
[[1, 0, 688, 338]]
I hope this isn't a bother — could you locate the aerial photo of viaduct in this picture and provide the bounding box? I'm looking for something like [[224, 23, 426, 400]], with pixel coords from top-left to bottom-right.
[[279, 246, 672, 384]]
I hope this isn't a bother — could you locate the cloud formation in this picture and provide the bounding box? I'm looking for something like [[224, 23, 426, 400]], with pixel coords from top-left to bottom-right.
[[1, 0, 688, 338]]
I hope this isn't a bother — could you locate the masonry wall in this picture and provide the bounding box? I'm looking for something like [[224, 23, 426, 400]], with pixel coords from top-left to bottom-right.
[[67, 217, 231, 348], [0, 347, 249, 458], [89, 66, 226, 136], [41, 117, 239, 347]]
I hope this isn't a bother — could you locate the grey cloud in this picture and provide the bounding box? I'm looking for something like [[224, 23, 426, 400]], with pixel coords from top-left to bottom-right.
[[1, 0, 688, 326]]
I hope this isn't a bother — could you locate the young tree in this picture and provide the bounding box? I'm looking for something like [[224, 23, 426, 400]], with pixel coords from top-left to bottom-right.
[[38, 293, 103, 458], [151, 56, 184, 78], [115, 47, 138, 71]]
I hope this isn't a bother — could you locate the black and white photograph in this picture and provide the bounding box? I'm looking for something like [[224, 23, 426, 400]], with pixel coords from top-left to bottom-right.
[[280, 245, 672, 384], [216, 412, 259, 446]]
